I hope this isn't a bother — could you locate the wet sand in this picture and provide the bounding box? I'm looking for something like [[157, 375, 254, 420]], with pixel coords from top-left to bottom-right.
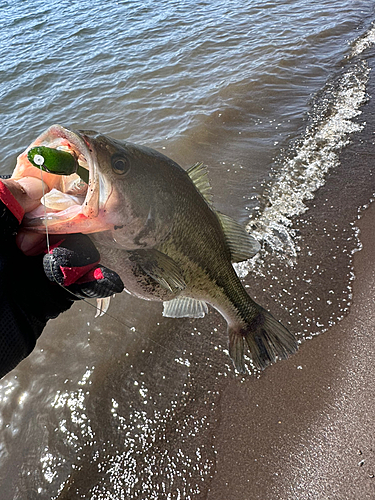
[[206, 179, 375, 500]]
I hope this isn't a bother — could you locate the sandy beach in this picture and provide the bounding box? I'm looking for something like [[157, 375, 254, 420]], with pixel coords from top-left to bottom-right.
[[205, 53, 375, 500], [206, 199, 375, 499]]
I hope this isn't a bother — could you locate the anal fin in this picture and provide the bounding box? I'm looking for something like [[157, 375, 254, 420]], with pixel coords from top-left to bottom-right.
[[163, 296, 208, 318]]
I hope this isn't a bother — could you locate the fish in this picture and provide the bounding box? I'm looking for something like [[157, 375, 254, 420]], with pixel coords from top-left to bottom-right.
[[12, 124, 298, 372]]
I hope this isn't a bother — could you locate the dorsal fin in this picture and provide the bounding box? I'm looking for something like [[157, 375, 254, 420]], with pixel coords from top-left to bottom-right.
[[216, 212, 261, 263], [186, 162, 213, 204]]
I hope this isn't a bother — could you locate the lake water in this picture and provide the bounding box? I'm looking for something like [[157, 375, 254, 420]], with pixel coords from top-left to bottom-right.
[[1, 1, 375, 498]]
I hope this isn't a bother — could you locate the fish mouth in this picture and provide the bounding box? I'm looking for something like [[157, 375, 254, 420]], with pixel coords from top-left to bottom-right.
[[12, 124, 108, 233]]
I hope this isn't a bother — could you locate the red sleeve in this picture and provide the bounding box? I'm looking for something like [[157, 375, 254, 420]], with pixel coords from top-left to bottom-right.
[[0, 180, 25, 224]]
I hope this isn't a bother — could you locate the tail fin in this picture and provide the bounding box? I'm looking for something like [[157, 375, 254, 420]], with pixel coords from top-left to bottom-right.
[[228, 308, 298, 372]]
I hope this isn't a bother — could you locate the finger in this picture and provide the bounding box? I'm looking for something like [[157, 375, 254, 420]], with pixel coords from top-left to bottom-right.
[[16, 177, 50, 212]]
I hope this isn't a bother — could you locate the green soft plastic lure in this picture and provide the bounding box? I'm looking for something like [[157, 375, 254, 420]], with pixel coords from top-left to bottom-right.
[[27, 146, 89, 184]]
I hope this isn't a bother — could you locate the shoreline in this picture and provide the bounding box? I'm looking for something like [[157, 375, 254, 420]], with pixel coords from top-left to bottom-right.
[[206, 45, 375, 500], [207, 200, 375, 499]]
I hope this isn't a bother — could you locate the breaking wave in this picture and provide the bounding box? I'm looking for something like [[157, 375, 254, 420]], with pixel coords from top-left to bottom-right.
[[236, 25, 375, 277]]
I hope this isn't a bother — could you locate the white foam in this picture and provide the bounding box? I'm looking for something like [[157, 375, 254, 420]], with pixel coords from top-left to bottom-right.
[[238, 59, 371, 278], [350, 22, 375, 58]]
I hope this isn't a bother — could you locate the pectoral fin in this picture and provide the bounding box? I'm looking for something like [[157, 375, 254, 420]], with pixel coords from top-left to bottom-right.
[[129, 249, 186, 293], [95, 297, 111, 317], [216, 212, 261, 262], [163, 296, 208, 318]]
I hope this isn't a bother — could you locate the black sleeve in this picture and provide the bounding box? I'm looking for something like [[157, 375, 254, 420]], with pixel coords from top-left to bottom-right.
[[0, 201, 74, 379]]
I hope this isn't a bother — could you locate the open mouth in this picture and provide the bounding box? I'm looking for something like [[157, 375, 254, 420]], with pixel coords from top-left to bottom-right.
[[14, 125, 100, 230]]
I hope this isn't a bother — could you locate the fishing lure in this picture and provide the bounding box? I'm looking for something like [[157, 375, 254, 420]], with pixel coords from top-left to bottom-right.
[[27, 146, 89, 183]]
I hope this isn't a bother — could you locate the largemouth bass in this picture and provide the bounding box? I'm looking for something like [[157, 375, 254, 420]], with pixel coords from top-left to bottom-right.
[[12, 124, 298, 372]]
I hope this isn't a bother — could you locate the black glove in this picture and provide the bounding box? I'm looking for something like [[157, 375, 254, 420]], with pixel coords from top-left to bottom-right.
[[42, 234, 124, 299]]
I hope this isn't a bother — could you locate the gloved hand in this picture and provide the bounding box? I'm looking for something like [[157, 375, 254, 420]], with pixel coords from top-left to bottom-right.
[[42, 233, 124, 299]]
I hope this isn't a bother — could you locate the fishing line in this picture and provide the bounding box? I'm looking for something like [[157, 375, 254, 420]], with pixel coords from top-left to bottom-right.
[[38, 166, 171, 354]]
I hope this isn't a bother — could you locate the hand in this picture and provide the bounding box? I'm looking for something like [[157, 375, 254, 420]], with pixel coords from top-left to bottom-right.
[[0, 176, 124, 299], [43, 234, 124, 299]]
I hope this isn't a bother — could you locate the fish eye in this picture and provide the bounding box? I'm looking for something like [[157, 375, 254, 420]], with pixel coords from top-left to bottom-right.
[[112, 155, 130, 175]]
